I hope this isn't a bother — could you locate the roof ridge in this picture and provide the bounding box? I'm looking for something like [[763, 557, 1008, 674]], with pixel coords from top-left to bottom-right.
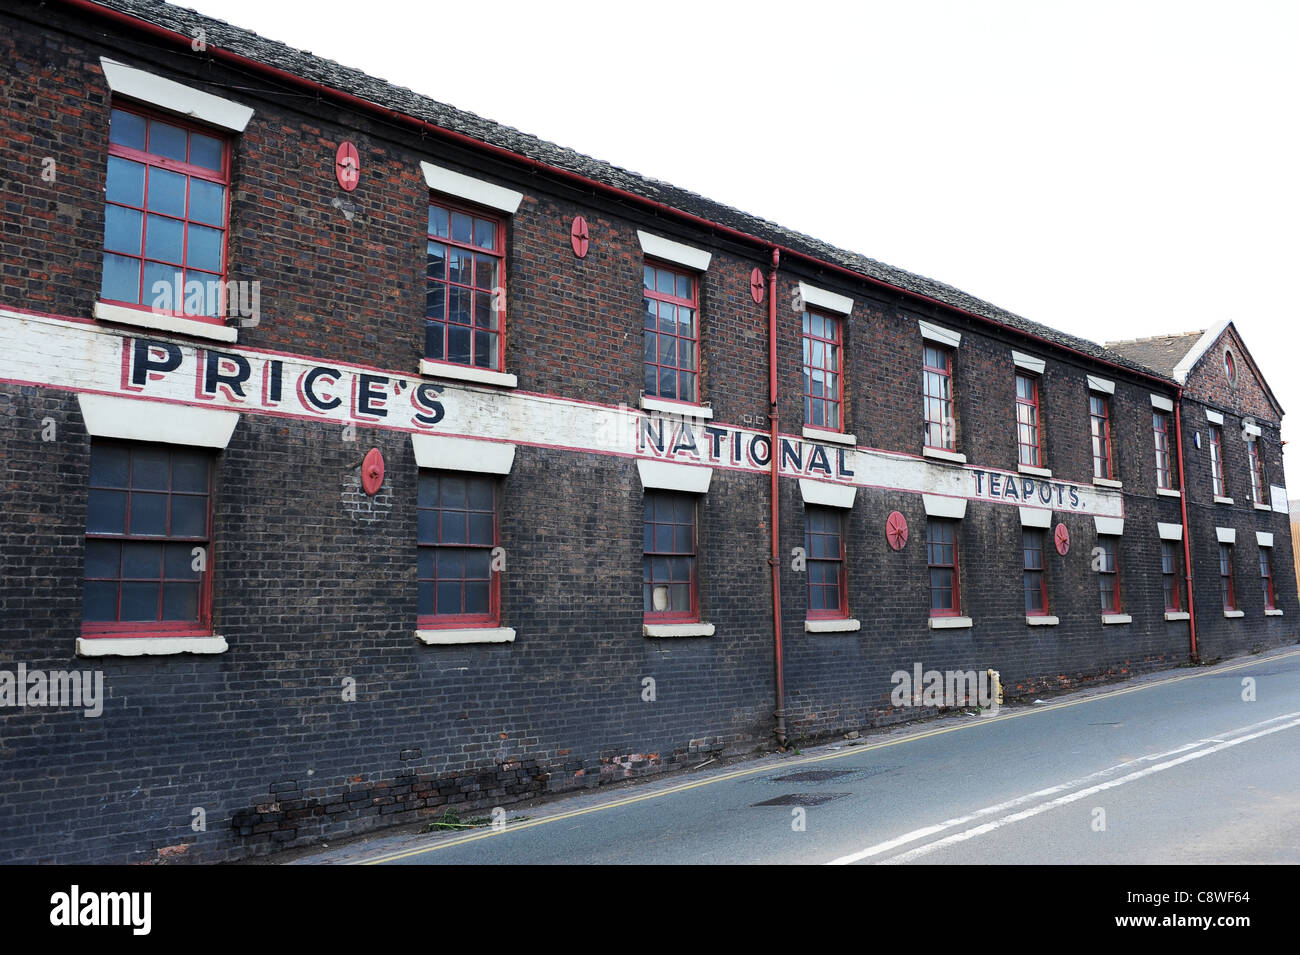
[[1104, 330, 1205, 347]]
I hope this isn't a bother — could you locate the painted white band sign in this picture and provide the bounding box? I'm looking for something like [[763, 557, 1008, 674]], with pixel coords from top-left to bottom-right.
[[1, 310, 1123, 517]]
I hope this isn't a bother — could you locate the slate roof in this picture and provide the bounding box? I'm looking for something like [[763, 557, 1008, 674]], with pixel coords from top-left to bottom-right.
[[1103, 331, 1206, 378], [84, 0, 1173, 382]]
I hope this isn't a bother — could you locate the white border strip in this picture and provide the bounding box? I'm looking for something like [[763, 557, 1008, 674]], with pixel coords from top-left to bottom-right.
[[1087, 375, 1115, 395], [421, 160, 523, 214], [923, 494, 967, 519], [1094, 516, 1124, 536], [637, 231, 711, 271], [1150, 393, 1174, 412], [1019, 506, 1052, 528], [1216, 526, 1236, 544], [637, 459, 711, 493], [100, 58, 254, 132], [411, 434, 516, 474], [78, 393, 239, 448], [1157, 522, 1183, 541], [918, 320, 961, 348], [1012, 351, 1046, 375], [1205, 408, 1224, 425], [798, 282, 853, 316], [1257, 531, 1274, 547]]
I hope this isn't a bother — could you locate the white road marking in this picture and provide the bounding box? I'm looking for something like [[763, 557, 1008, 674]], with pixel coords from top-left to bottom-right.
[[827, 712, 1300, 865]]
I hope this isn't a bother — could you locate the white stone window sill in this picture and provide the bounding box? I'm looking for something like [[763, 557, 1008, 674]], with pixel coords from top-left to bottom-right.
[[1102, 613, 1132, 625], [77, 635, 228, 657], [1214, 496, 1235, 505], [922, 446, 966, 464], [1223, 610, 1245, 618], [929, 615, 973, 629], [1026, 615, 1060, 626], [643, 622, 715, 638], [802, 426, 856, 446], [1164, 611, 1190, 621], [94, 301, 237, 343], [1156, 488, 1182, 498], [1093, 478, 1123, 489], [419, 359, 517, 389], [1266, 608, 1284, 616], [639, 395, 713, 419], [805, 618, 861, 633], [1253, 503, 1272, 511], [1018, 464, 1053, 478], [416, 627, 515, 644]]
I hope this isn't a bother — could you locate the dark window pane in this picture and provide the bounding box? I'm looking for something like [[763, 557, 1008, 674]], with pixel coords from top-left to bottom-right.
[[418, 580, 434, 616], [436, 549, 466, 580], [144, 213, 185, 264], [146, 167, 186, 217], [466, 550, 492, 579], [142, 262, 181, 308], [189, 133, 223, 171], [120, 581, 160, 621], [171, 453, 209, 493], [84, 540, 121, 579], [447, 324, 471, 365], [170, 495, 207, 537], [468, 512, 494, 545], [429, 206, 449, 238], [83, 581, 118, 621], [424, 320, 445, 360], [186, 224, 223, 272], [164, 542, 200, 579], [131, 448, 171, 489], [129, 492, 168, 535], [417, 548, 434, 580], [90, 445, 130, 487], [436, 581, 463, 615], [440, 513, 467, 545], [162, 582, 199, 621], [417, 477, 438, 508], [149, 121, 188, 161], [188, 179, 225, 226], [87, 489, 127, 534], [468, 480, 493, 510], [121, 541, 163, 579], [451, 211, 472, 244], [416, 509, 437, 544], [465, 582, 490, 614], [440, 477, 467, 509]]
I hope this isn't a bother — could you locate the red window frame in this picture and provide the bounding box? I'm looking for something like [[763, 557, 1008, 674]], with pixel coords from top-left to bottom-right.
[[805, 506, 847, 619], [1219, 543, 1236, 611], [1023, 528, 1049, 616], [1090, 394, 1113, 480], [1016, 373, 1043, 468], [1097, 536, 1121, 613], [922, 345, 955, 451], [82, 440, 215, 638], [100, 103, 232, 324], [643, 491, 698, 622], [425, 199, 506, 372], [1260, 548, 1276, 610], [1161, 540, 1183, 612], [1153, 411, 1175, 490], [1247, 438, 1267, 506], [417, 471, 500, 628], [927, 518, 961, 616], [1209, 425, 1227, 497], [802, 309, 843, 432], [643, 262, 700, 405]]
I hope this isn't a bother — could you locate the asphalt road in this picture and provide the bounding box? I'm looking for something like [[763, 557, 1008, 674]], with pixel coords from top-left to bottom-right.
[[293, 646, 1300, 865]]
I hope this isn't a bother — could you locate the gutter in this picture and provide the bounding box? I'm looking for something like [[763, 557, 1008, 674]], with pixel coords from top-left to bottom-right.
[[62, 0, 1175, 390], [767, 250, 787, 748]]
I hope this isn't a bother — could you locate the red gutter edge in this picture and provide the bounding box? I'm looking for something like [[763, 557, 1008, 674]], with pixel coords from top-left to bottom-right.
[[1174, 390, 1198, 663], [767, 250, 787, 748], [62, 0, 1175, 390]]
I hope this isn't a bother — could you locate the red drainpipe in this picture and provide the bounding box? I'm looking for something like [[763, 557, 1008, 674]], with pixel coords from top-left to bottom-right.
[[62, 0, 1173, 392], [767, 249, 787, 748], [1174, 389, 1198, 663]]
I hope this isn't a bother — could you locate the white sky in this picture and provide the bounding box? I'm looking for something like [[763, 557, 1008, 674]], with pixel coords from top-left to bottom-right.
[[184, 0, 1300, 487]]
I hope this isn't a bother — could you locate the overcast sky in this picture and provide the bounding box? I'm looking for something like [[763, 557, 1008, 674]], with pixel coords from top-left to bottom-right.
[[185, 0, 1300, 487]]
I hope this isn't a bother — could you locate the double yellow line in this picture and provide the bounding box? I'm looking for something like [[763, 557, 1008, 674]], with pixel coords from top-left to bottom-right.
[[358, 647, 1300, 864]]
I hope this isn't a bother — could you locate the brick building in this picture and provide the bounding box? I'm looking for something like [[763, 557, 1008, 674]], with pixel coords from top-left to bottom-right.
[[0, 0, 1293, 863]]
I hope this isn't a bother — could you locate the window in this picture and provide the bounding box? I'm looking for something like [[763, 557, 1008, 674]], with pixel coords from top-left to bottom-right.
[[1224, 349, 1237, 384], [425, 201, 504, 371], [1161, 540, 1183, 612], [923, 345, 955, 450], [1096, 537, 1121, 613], [1260, 548, 1276, 610], [1090, 394, 1113, 480], [927, 519, 960, 616], [1023, 528, 1049, 615], [805, 507, 847, 618], [643, 491, 696, 621], [1219, 543, 1236, 611], [802, 310, 843, 431], [1016, 374, 1043, 467], [82, 441, 213, 636], [1152, 411, 1175, 489], [417, 472, 499, 626], [643, 263, 699, 404], [100, 105, 230, 321], [1247, 437, 1267, 506], [1209, 425, 1227, 497]]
